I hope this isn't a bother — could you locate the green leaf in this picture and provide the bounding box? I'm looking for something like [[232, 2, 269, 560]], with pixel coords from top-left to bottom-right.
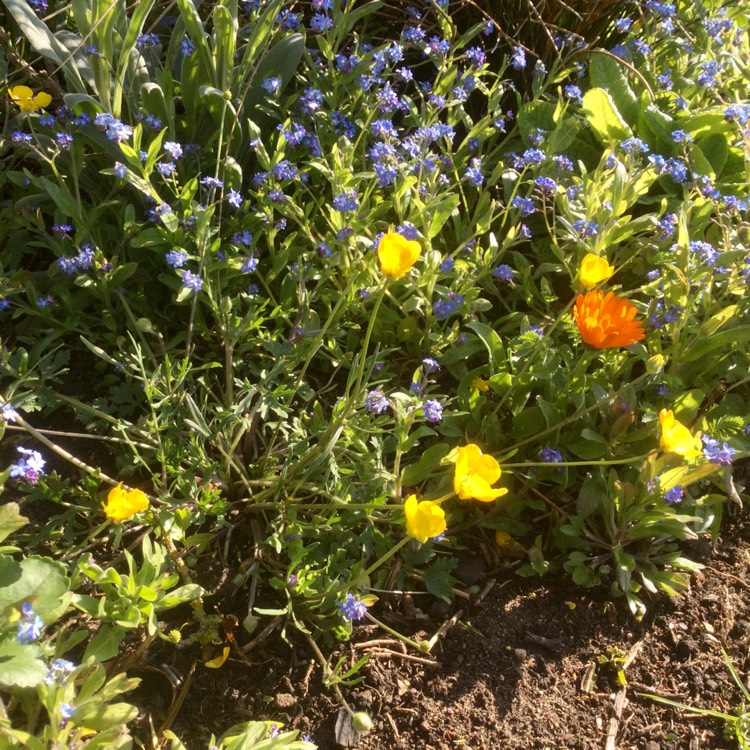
[[659, 463, 721, 492], [157, 583, 204, 609], [582, 88, 631, 144], [2, 0, 86, 92], [427, 194, 460, 239], [682, 325, 750, 363], [400, 443, 451, 486], [696, 132, 728, 177], [589, 54, 640, 123], [419, 557, 457, 603], [466, 321, 505, 372], [0, 503, 28, 544], [83, 625, 126, 663], [213, 2, 238, 92], [74, 702, 138, 731], [0, 640, 47, 688], [0, 556, 70, 623]]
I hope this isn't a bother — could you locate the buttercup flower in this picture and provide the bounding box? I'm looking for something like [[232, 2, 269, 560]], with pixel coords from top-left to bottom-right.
[[8, 85, 52, 113], [377, 232, 421, 280], [404, 494, 446, 543], [102, 483, 149, 522], [659, 409, 702, 457], [578, 253, 614, 288], [573, 291, 645, 349], [453, 444, 508, 502]]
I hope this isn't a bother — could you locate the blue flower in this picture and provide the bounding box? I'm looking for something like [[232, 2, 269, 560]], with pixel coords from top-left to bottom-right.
[[511, 46, 526, 70], [200, 176, 224, 190], [17, 607, 44, 644], [45, 659, 76, 686], [422, 358, 440, 374], [702, 435, 735, 465], [310, 13, 333, 32], [492, 264, 513, 281], [534, 176, 557, 195], [114, 162, 127, 178], [180, 38, 194, 57], [521, 148, 545, 167], [466, 46, 485, 67], [364, 391, 389, 415], [427, 36, 450, 55], [338, 594, 368, 621], [299, 88, 324, 115], [613, 17, 633, 32], [511, 196, 536, 217], [1, 403, 19, 422], [663, 486, 684, 504], [332, 189, 359, 212], [262, 76, 282, 95], [433, 292, 463, 320], [181, 270, 202, 291], [423, 400, 443, 424], [440, 257, 454, 273], [465, 158, 483, 186], [620, 137, 650, 155], [540, 447, 563, 463], [227, 189, 243, 208]]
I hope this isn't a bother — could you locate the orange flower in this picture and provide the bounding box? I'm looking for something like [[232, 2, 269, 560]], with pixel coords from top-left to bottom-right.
[[573, 291, 645, 349]]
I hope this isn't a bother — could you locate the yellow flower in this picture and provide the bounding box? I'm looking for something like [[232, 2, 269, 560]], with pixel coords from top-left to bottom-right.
[[472, 377, 489, 392], [659, 409, 702, 457], [453, 444, 508, 502], [377, 232, 421, 280], [102, 483, 149, 522], [8, 85, 52, 113], [404, 494, 446, 543], [578, 253, 614, 288]]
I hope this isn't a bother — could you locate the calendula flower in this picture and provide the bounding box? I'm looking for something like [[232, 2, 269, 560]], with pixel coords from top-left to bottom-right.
[[404, 494, 446, 543], [453, 444, 508, 502], [659, 409, 702, 457], [8, 85, 52, 113], [102, 483, 149, 522], [377, 232, 421, 280], [573, 290, 645, 349], [578, 253, 614, 288]]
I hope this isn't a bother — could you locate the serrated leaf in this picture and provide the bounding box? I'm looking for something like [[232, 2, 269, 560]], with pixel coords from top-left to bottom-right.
[[0, 556, 70, 622], [0, 640, 47, 688], [419, 557, 457, 603]]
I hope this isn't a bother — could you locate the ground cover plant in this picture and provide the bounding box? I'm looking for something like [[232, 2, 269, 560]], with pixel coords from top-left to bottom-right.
[[0, 0, 749, 746]]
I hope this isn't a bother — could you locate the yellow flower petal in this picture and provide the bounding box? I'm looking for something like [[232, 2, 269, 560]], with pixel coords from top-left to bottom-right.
[[578, 253, 614, 289], [9, 85, 52, 113], [102, 483, 149, 523], [377, 232, 421, 280], [205, 646, 230, 668], [658, 408, 702, 457], [453, 444, 508, 502], [404, 494, 446, 543]]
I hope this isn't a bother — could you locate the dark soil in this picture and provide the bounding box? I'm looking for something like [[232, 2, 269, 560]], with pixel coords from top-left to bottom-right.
[[129, 505, 750, 750]]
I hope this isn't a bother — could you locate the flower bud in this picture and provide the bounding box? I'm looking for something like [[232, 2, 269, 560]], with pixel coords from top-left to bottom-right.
[[352, 712, 374, 733]]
